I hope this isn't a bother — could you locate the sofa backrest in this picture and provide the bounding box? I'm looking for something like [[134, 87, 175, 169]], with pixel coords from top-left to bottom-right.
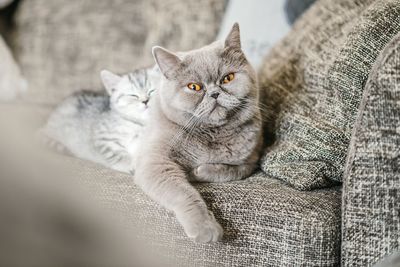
[[13, 0, 227, 105], [257, 0, 400, 191], [342, 31, 400, 267]]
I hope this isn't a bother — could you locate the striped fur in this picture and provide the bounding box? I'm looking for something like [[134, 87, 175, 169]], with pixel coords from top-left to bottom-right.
[[41, 66, 159, 173]]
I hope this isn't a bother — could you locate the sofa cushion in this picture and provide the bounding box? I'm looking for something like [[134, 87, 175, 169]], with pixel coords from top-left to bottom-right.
[[13, 0, 226, 105], [71, 159, 341, 266], [342, 32, 400, 267], [258, 0, 400, 190]]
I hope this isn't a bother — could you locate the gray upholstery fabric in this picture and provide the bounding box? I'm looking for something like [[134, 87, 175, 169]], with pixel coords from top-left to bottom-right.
[[258, 0, 400, 190], [14, 0, 226, 105], [74, 160, 342, 267], [342, 32, 400, 267]]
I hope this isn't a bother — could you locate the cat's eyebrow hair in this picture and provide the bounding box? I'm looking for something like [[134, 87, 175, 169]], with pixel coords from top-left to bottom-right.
[[128, 72, 145, 91], [127, 73, 135, 91], [143, 69, 148, 88], [217, 59, 223, 78]]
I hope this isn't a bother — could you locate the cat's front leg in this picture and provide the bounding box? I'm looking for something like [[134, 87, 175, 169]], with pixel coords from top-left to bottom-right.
[[135, 157, 223, 243], [193, 163, 257, 182], [93, 141, 132, 172]]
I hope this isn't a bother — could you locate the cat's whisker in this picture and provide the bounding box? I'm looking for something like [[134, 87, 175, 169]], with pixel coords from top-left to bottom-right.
[[167, 113, 201, 151], [230, 102, 270, 124]]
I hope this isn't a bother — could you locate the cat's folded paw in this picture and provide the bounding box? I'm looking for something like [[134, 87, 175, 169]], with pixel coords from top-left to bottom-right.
[[193, 163, 223, 182], [182, 213, 223, 243]]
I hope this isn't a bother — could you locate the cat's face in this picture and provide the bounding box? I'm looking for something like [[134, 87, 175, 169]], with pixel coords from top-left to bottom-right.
[[100, 67, 159, 123], [153, 23, 257, 127]]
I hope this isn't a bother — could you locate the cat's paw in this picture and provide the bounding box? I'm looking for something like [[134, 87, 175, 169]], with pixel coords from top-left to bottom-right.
[[193, 163, 223, 182], [36, 130, 71, 155], [182, 213, 223, 243]]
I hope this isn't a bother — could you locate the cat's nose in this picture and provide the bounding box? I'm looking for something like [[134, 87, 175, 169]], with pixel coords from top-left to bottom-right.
[[210, 92, 220, 99], [142, 99, 149, 106]]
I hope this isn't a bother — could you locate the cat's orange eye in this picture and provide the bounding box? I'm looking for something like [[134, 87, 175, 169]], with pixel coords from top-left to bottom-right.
[[187, 83, 202, 91], [223, 73, 235, 84]]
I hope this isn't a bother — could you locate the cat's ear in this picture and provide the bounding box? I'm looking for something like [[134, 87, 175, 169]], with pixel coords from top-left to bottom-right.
[[152, 46, 181, 79], [100, 70, 122, 95], [225, 22, 241, 50]]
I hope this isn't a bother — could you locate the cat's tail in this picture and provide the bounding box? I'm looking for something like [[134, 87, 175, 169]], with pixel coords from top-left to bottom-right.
[[36, 128, 72, 156]]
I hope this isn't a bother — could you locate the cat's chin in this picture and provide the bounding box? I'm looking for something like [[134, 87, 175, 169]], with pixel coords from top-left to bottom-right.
[[201, 105, 228, 127]]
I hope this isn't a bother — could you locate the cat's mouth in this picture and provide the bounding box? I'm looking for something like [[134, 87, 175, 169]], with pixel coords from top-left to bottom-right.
[[193, 100, 233, 126], [205, 103, 229, 124], [210, 100, 237, 114], [209, 103, 219, 113]]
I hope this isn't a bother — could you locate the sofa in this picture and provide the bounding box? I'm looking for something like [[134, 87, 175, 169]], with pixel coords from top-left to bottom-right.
[[0, 0, 399, 266]]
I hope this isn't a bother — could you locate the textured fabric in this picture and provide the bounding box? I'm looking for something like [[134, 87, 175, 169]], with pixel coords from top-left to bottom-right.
[[14, 0, 226, 105], [258, 0, 400, 190], [342, 32, 400, 267], [75, 161, 342, 267]]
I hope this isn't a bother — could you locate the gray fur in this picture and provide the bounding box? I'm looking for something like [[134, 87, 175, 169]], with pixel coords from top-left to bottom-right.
[[41, 67, 159, 173], [135, 23, 263, 243]]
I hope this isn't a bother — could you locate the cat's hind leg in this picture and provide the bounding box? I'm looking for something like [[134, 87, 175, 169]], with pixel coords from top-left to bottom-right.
[[36, 129, 72, 155]]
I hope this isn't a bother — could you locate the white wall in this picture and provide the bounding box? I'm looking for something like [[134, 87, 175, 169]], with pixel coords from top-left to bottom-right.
[[217, 0, 290, 68]]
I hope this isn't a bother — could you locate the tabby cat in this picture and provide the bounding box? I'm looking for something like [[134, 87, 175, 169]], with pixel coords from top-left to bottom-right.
[[41, 67, 159, 173]]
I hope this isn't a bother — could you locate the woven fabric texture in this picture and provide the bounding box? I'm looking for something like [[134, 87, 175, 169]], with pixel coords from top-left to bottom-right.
[[14, 0, 226, 105], [74, 161, 342, 267], [258, 0, 400, 190], [342, 32, 400, 267]]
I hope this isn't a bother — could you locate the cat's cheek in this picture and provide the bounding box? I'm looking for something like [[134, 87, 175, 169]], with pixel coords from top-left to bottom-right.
[[143, 108, 153, 120], [173, 94, 198, 111]]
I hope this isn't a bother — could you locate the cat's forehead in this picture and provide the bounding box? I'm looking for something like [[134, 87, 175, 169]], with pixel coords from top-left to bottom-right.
[[117, 71, 152, 91], [177, 41, 246, 82], [180, 42, 222, 67]]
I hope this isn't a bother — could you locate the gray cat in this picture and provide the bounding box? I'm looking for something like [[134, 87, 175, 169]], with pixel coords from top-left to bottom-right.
[[135, 23, 263, 243], [41, 67, 158, 173]]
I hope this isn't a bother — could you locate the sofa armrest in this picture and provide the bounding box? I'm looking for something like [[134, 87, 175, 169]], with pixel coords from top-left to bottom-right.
[[342, 32, 400, 267]]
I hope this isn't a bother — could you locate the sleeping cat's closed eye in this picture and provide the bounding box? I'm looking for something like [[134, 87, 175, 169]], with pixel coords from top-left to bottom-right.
[[128, 94, 139, 99]]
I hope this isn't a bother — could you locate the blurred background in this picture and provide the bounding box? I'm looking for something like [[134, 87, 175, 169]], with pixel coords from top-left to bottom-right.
[[0, 0, 315, 103]]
